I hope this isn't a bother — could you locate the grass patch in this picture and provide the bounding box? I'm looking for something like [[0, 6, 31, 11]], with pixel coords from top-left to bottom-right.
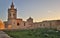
[[4, 28, 60, 38]]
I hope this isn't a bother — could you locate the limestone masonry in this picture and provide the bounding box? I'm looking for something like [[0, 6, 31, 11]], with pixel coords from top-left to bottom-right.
[[3, 1, 60, 30]]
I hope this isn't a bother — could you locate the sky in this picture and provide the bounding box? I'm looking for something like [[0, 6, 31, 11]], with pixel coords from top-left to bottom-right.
[[0, 0, 60, 22]]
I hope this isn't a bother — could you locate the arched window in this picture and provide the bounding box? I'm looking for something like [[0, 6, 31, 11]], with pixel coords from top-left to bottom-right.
[[43, 24, 45, 26], [13, 14, 15, 16], [24, 23, 25, 26], [17, 23, 20, 26]]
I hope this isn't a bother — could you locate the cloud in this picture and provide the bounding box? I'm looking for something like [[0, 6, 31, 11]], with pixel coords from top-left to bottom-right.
[[48, 10, 52, 13]]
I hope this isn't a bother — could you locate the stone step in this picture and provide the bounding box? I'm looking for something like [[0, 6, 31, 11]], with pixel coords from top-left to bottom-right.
[[0, 31, 12, 38]]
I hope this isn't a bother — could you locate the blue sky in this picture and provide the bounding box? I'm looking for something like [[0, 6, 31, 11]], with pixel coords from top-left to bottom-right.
[[0, 0, 60, 22]]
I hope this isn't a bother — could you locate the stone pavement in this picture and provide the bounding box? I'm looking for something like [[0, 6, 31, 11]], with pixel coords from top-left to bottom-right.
[[0, 31, 12, 38]]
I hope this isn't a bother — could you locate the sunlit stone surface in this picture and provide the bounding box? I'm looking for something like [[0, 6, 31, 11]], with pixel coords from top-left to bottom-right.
[[0, 20, 5, 30]]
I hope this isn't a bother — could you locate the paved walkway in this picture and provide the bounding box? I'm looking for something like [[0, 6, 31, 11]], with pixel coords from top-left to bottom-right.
[[0, 31, 12, 38]]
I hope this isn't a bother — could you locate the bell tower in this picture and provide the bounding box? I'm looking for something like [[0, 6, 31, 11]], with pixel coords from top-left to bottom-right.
[[8, 0, 17, 21], [8, 0, 17, 27]]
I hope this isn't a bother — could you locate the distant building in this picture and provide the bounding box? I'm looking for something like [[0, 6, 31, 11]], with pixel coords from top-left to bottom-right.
[[3, 1, 60, 30]]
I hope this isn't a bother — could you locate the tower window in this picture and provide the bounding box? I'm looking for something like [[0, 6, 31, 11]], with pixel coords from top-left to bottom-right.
[[9, 14, 11, 16], [13, 14, 15, 16], [17, 23, 19, 26]]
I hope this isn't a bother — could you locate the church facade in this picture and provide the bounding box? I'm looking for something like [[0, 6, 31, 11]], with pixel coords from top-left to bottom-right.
[[4, 1, 60, 30]]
